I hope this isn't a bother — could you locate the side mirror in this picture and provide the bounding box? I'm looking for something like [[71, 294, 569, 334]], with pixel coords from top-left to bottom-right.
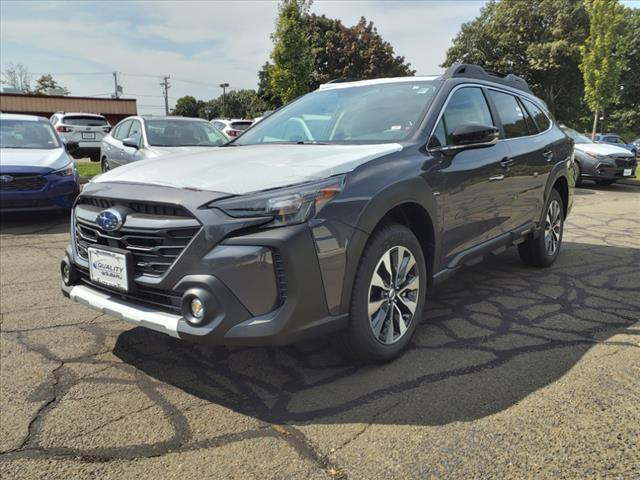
[[451, 123, 499, 148], [122, 137, 139, 149], [64, 141, 79, 154]]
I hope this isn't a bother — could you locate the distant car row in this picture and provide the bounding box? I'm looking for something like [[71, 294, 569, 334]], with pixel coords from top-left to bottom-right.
[[49, 112, 255, 166]]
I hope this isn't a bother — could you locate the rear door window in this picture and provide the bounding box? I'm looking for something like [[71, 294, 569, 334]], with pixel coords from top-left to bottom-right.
[[488, 90, 531, 138], [429, 87, 494, 148], [522, 99, 551, 132], [62, 115, 108, 126]]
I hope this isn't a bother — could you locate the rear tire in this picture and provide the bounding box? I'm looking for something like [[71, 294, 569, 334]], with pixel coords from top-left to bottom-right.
[[348, 223, 427, 363], [518, 189, 564, 268]]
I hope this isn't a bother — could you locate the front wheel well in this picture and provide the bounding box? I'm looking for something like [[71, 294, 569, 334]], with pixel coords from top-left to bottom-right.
[[374, 203, 435, 284], [552, 176, 569, 219]]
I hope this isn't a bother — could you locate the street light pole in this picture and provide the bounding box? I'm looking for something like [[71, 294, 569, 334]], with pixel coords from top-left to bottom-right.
[[219, 83, 229, 118]]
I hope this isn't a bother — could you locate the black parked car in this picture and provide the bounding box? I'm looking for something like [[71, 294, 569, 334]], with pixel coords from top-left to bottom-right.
[[61, 64, 574, 362]]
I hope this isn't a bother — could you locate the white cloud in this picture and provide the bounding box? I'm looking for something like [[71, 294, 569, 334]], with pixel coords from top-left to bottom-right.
[[1, 0, 484, 114]]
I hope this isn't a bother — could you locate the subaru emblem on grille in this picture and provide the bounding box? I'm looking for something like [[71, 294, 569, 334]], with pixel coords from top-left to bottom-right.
[[0, 175, 14, 183], [96, 208, 124, 232]]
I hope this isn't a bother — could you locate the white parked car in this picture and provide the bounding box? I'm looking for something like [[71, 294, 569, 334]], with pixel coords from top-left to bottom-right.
[[50, 112, 111, 161], [210, 119, 253, 139], [100, 116, 228, 172]]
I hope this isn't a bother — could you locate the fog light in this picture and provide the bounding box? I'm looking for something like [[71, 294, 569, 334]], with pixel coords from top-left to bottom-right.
[[190, 298, 205, 322]]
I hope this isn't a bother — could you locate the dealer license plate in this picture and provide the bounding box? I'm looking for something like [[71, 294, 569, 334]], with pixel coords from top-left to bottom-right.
[[82, 132, 96, 140], [623, 168, 632, 177], [88, 247, 129, 291]]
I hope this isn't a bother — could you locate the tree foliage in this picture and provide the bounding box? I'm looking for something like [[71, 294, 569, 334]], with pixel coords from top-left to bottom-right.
[[32, 74, 70, 95], [1, 62, 32, 92], [173, 95, 203, 117], [173, 90, 268, 121], [443, 0, 589, 124], [258, 3, 415, 108], [269, 0, 315, 104], [580, 0, 626, 135]]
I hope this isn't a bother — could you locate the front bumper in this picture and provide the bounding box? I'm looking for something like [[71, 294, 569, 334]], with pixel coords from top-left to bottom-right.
[[0, 171, 79, 212], [62, 193, 349, 346]]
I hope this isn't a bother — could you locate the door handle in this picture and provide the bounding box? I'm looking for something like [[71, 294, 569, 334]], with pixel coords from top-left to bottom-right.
[[500, 157, 514, 168], [543, 149, 554, 162], [489, 174, 505, 182]]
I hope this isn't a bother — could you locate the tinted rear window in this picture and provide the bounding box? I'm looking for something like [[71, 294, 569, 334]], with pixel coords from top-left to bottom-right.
[[63, 115, 108, 126], [230, 121, 252, 131], [488, 90, 530, 138]]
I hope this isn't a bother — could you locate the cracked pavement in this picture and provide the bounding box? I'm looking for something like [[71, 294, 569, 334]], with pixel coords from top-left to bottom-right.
[[1, 183, 639, 479]]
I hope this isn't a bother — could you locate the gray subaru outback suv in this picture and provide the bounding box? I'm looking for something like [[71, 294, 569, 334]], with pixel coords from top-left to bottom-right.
[[61, 64, 575, 362]]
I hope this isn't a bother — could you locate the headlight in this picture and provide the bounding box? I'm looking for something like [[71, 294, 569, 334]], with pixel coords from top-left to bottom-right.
[[587, 152, 608, 161], [212, 176, 345, 227], [52, 162, 75, 177]]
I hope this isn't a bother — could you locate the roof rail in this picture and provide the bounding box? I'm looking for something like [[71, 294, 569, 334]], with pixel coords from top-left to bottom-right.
[[443, 64, 531, 94]]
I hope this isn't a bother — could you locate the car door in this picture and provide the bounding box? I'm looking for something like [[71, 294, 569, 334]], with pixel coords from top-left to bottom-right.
[[431, 86, 514, 268], [106, 120, 132, 168], [120, 119, 144, 166], [486, 90, 546, 228]]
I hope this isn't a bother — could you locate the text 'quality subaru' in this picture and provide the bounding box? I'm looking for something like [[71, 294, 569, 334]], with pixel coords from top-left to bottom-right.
[[61, 64, 575, 362]]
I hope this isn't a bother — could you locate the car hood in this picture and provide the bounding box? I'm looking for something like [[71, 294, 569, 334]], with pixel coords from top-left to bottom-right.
[[574, 143, 634, 156], [0, 147, 70, 170], [92, 143, 403, 194]]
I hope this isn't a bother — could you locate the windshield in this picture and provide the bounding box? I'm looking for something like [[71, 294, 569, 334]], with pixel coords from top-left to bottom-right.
[[562, 127, 593, 144], [235, 80, 441, 145], [145, 120, 228, 147], [0, 119, 61, 149]]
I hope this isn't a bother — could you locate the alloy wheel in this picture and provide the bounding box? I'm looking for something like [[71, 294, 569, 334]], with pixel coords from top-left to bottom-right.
[[544, 199, 562, 256], [367, 246, 420, 345]]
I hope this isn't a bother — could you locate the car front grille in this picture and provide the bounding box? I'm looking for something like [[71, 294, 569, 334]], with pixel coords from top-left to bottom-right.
[[74, 198, 201, 278], [0, 174, 47, 191]]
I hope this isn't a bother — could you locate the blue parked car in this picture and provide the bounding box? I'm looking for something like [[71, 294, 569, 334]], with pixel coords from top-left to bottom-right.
[[595, 133, 638, 157], [1, 113, 80, 212]]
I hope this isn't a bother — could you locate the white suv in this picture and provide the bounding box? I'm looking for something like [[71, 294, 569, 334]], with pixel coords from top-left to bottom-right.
[[50, 112, 111, 161], [210, 118, 253, 139]]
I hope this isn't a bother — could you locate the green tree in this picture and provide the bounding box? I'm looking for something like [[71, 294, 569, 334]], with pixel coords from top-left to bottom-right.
[[259, 10, 414, 108], [173, 95, 204, 117], [307, 15, 414, 89], [443, 0, 589, 124], [32, 74, 70, 95], [269, 0, 315, 104], [580, 0, 628, 137], [608, 7, 640, 136]]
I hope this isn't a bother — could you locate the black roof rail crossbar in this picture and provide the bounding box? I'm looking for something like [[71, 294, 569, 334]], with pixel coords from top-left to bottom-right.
[[326, 77, 360, 84], [443, 64, 532, 94]]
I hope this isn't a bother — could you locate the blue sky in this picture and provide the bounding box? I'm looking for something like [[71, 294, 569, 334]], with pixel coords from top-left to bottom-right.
[[1, 1, 638, 115]]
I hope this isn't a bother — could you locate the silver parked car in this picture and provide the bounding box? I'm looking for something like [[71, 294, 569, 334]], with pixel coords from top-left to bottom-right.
[[100, 116, 228, 172], [50, 112, 111, 161]]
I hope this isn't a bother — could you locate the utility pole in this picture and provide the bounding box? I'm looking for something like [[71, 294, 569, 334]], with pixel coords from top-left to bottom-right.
[[219, 82, 229, 118], [161, 76, 171, 115], [112, 72, 121, 99]]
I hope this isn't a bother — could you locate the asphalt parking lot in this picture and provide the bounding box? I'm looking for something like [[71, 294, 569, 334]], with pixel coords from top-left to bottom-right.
[[1, 183, 639, 479]]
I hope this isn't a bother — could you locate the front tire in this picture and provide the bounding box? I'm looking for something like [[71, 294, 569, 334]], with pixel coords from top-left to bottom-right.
[[574, 161, 583, 187], [101, 158, 111, 173], [518, 189, 564, 268], [348, 223, 427, 363]]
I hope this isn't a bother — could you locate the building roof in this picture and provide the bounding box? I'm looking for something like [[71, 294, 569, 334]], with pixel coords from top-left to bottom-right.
[[0, 93, 137, 116]]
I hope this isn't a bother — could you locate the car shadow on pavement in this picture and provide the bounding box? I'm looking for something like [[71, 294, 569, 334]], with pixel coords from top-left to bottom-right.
[[114, 240, 640, 427], [0, 210, 70, 235]]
